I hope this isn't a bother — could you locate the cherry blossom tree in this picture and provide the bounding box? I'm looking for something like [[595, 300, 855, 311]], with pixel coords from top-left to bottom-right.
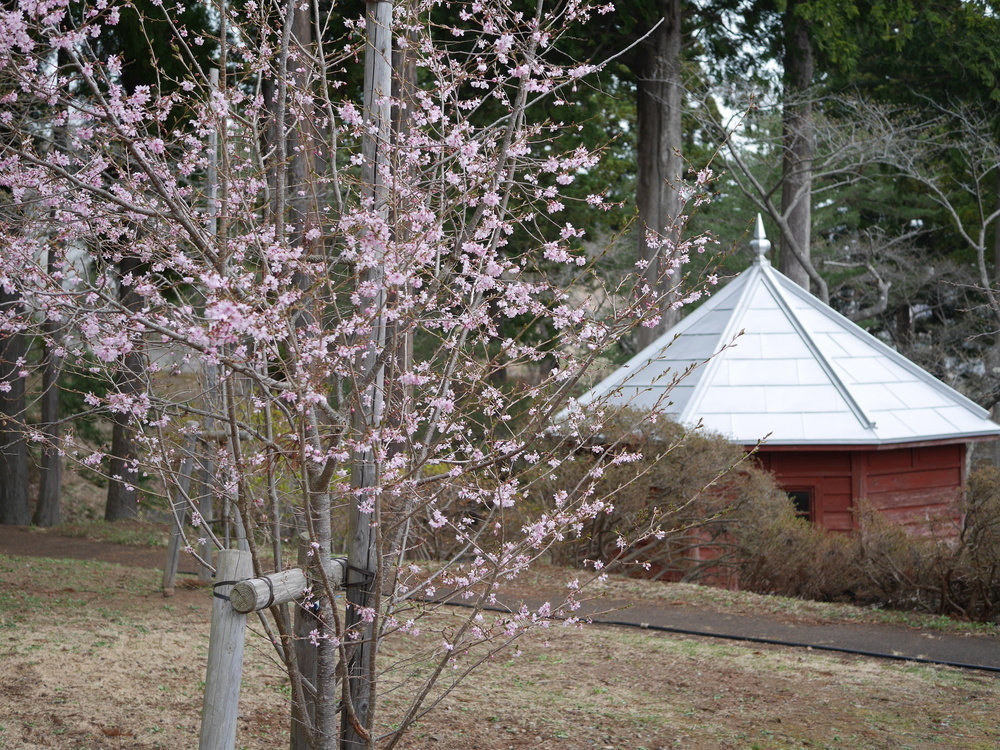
[[0, 0, 721, 746]]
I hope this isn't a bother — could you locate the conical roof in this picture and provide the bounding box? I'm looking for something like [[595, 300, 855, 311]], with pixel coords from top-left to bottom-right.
[[575, 217, 1000, 446]]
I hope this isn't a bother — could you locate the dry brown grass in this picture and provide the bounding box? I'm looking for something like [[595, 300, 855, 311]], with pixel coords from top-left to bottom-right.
[[2, 554, 1000, 750]]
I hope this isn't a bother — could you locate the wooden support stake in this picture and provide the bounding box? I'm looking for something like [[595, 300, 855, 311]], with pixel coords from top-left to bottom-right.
[[231, 560, 346, 615], [162, 442, 196, 597], [291, 538, 319, 750], [199, 549, 252, 750], [231, 568, 307, 614], [196, 453, 215, 585], [346, 0, 392, 744]]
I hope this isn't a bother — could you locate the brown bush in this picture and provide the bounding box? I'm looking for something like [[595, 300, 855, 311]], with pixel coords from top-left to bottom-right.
[[851, 467, 1000, 620], [726, 474, 862, 601], [523, 411, 791, 581]]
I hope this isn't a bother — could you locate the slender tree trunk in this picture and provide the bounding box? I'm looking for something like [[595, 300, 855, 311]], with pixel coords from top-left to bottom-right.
[[0, 288, 29, 526], [989, 172, 1000, 464], [633, 0, 684, 350], [388, 21, 416, 434], [779, 3, 814, 291], [344, 2, 392, 747], [34, 268, 63, 526], [35, 113, 68, 526], [105, 255, 145, 521], [288, 2, 317, 259], [282, 8, 329, 749]]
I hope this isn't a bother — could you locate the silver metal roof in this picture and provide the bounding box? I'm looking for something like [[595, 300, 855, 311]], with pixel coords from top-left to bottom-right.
[[574, 216, 1000, 446]]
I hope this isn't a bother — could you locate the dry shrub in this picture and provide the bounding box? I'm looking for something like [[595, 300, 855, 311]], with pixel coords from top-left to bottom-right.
[[726, 474, 862, 601], [524, 412, 791, 581], [707, 468, 1000, 620], [959, 467, 1000, 617], [514, 411, 868, 593], [852, 467, 1000, 620], [852, 501, 948, 612], [734, 466, 1000, 620]]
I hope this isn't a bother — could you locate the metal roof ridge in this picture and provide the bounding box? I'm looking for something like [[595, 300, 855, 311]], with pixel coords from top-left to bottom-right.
[[577, 266, 756, 409], [771, 269, 996, 421], [677, 262, 763, 425], [760, 264, 878, 432]]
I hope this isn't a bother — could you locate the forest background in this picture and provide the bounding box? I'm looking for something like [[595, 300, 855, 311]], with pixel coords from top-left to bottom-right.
[[3, 0, 999, 530]]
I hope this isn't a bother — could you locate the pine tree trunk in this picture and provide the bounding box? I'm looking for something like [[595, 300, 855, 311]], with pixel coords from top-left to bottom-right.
[[33, 326, 62, 526], [345, 2, 393, 746], [633, 0, 683, 350], [105, 255, 145, 521], [779, 3, 814, 291], [0, 288, 29, 526], [34, 53, 69, 527], [34, 248, 64, 527]]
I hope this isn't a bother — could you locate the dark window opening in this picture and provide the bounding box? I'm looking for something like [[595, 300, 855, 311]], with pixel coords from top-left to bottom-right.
[[787, 488, 814, 521]]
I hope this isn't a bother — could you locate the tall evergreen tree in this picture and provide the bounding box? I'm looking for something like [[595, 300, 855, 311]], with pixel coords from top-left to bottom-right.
[[631, 0, 686, 347], [0, 287, 29, 526], [84, 0, 216, 520]]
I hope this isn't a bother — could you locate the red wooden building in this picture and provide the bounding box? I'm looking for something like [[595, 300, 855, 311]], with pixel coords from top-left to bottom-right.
[[756, 443, 968, 530], [574, 217, 999, 530]]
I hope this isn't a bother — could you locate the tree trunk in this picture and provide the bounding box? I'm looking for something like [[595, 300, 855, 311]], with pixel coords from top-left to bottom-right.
[[0, 288, 29, 526], [105, 255, 145, 521], [34, 51, 70, 527], [779, 3, 814, 291], [288, 1, 317, 259], [989, 172, 1000, 465], [344, 1, 392, 747], [633, 0, 684, 350], [388, 22, 416, 434], [34, 248, 63, 527]]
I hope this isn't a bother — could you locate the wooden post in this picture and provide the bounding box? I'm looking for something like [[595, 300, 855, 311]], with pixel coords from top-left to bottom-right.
[[231, 568, 308, 613], [162, 440, 197, 597], [231, 561, 346, 615], [196, 452, 215, 585], [199, 548, 252, 750], [291, 537, 319, 750]]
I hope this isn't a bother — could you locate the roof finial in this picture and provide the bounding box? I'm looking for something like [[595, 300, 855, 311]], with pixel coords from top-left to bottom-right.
[[750, 213, 771, 264]]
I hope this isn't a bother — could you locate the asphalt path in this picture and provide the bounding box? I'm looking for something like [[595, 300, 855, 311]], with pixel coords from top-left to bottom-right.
[[569, 596, 1000, 671], [421, 591, 1000, 673]]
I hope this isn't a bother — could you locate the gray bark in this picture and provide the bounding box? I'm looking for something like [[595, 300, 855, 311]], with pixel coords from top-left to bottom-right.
[[344, 1, 393, 747]]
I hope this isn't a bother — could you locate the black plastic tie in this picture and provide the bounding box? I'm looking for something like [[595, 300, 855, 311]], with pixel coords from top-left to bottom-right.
[[213, 579, 241, 601]]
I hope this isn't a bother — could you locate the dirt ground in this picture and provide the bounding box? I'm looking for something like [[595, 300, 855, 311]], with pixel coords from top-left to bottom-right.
[[0, 524, 183, 570], [2, 527, 1000, 750]]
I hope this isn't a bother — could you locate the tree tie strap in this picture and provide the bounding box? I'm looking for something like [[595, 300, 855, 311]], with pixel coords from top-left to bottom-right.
[[261, 575, 276, 609], [212, 580, 242, 601], [344, 564, 374, 589]]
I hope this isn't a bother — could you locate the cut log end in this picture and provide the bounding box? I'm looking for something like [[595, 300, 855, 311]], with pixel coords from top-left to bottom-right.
[[229, 582, 257, 614]]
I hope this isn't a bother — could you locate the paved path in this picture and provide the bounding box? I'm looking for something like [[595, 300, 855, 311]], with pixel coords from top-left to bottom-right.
[[573, 597, 1000, 671]]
